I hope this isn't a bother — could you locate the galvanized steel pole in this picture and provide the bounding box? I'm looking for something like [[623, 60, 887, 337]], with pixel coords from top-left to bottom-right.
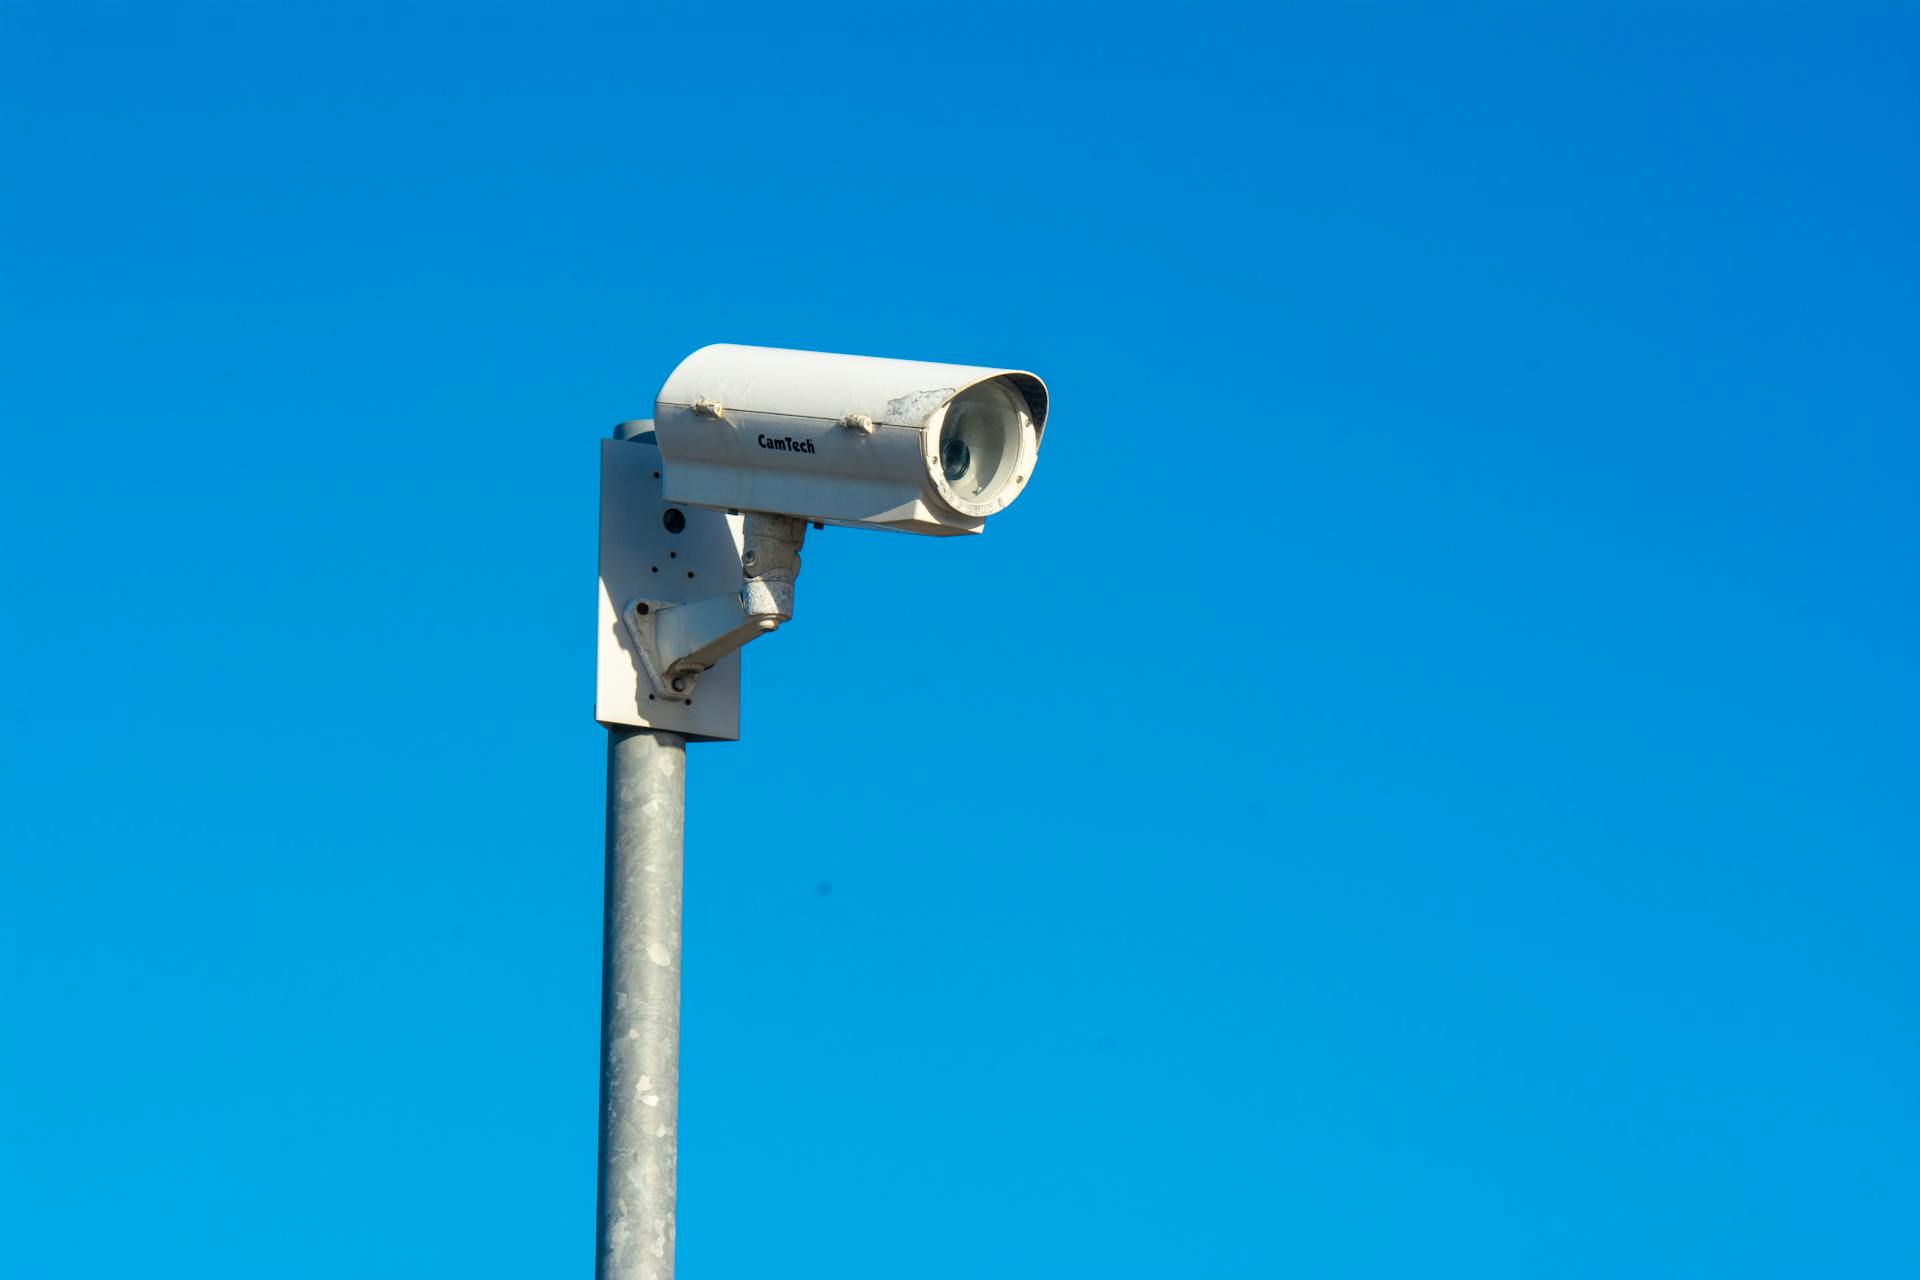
[[596, 727, 686, 1280]]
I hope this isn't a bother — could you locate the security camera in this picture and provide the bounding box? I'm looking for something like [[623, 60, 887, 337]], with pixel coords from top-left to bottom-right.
[[597, 344, 1051, 740], [654, 344, 1050, 536]]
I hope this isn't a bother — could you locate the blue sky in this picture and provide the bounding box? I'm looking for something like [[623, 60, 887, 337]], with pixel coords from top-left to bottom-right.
[[2, 2, 1916, 1276]]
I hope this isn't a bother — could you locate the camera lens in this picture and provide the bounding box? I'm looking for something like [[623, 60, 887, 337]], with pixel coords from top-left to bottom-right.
[[941, 437, 971, 482], [934, 380, 1029, 507]]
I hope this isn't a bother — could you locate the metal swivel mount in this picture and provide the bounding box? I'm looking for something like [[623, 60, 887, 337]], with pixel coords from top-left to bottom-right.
[[619, 512, 807, 703]]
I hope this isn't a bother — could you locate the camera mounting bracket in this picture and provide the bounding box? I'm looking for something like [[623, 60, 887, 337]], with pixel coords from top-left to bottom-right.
[[596, 429, 757, 740], [620, 512, 806, 704]]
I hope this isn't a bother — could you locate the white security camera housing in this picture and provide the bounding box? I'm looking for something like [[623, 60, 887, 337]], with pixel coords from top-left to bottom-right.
[[600, 344, 1052, 740], [654, 344, 1050, 536]]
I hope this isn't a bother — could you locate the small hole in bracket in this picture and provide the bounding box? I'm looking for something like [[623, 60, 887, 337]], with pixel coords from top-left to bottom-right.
[[635, 602, 650, 615], [669, 551, 677, 559], [650, 566, 658, 573], [652, 471, 660, 479], [662, 508, 686, 534], [648, 694, 656, 701], [684, 699, 693, 706], [686, 571, 695, 579]]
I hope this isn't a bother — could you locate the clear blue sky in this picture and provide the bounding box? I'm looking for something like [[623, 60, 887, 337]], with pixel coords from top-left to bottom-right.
[[3, 3, 1916, 1276]]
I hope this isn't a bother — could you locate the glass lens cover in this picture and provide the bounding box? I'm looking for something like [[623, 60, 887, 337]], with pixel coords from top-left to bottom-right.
[[935, 380, 1027, 507]]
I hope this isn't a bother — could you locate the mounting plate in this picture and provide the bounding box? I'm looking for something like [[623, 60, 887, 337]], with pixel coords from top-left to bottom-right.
[[595, 431, 743, 741]]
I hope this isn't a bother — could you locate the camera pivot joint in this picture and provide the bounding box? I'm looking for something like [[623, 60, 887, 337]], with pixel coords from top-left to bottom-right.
[[621, 512, 807, 702]]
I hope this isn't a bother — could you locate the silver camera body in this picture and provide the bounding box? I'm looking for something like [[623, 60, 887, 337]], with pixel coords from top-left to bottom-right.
[[654, 344, 1050, 535]]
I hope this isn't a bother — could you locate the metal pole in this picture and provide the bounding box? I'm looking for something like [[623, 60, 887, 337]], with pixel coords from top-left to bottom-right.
[[597, 727, 686, 1280]]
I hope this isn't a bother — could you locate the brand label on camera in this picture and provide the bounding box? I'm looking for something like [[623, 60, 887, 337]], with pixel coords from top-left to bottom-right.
[[757, 434, 817, 456]]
